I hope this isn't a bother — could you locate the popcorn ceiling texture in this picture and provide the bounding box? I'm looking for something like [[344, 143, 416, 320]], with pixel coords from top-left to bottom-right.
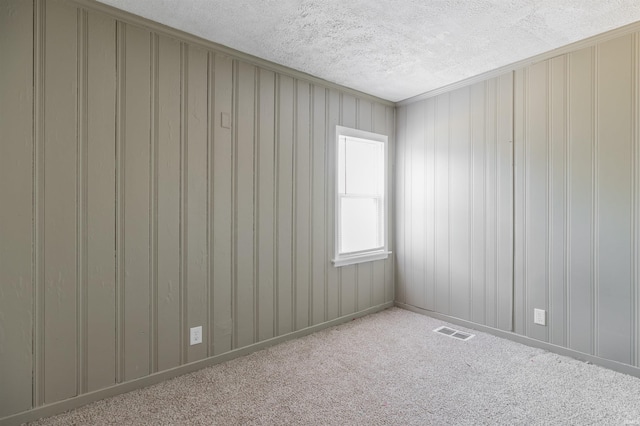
[[96, 0, 640, 101]]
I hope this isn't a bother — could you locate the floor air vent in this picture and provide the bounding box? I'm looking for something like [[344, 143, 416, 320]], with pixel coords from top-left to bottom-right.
[[433, 326, 475, 341]]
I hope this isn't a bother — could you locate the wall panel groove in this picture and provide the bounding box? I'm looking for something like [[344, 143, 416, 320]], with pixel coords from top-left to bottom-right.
[[292, 79, 298, 331], [546, 60, 552, 345], [632, 32, 638, 367], [115, 19, 126, 384], [231, 58, 238, 349], [179, 41, 188, 364], [149, 31, 159, 375], [337, 93, 344, 316], [308, 85, 316, 324], [76, 7, 89, 395], [274, 73, 281, 335], [206, 52, 214, 358], [635, 31, 640, 367], [592, 45, 598, 357], [206, 52, 214, 357], [33, 0, 46, 408], [253, 68, 260, 344], [565, 53, 572, 349]]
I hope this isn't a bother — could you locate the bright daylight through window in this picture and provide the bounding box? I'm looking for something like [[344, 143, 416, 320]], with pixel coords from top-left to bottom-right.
[[333, 126, 389, 267]]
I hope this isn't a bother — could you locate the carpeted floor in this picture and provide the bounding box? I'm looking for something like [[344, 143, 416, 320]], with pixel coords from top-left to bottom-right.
[[28, 308, 640, 425]]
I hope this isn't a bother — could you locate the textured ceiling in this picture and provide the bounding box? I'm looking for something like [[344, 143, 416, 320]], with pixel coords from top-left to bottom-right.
[[96, 0, 640, 102]]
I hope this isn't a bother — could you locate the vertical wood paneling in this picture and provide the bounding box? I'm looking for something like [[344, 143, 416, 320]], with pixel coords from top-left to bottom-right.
[[149, 32, 159, 375], [257, 68, 276, 340], [407, 101, 426, 309], [484, 80, 501, 327], [507, 34, 639, 362], [423, 99, 436, 311], [86, 9, 116, 392], [44, 0, 78, 402], [397, 74, 513, 330], [514, 69, 527, 336], [277, 75, 294, 334], [525, 61, 550, 342], [394, 106, 407, 305], [115, 20, 125, 385], [596, 35, 633, 364], [549, 56, 568, 346], [341, 94, 357, 126], [356, 264, 373, 312], [567, 47, 594, 355], [485, 78, 499, 328], [156, 34, 181, 371], [326, 89, 341, 320], [495, 73, 514, 332], [77, 8, 89, 396], [449, 88, 471, 320], [434, 94, 451, 314], [212, 54, 233, 356], [33, 0, 46, 406], [179, 44, 189, 362], [0, 0, 33, 417], [235, 61, 256, 347], [123, 23, 151, 381], [295, 81, 311, 329], [470, 82, 487, 324], [635, 33, 640, 369], [186, 46, 209, 361], [311, 86, 327, 324]]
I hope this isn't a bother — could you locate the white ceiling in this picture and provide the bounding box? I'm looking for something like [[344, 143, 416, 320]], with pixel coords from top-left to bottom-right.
[[96, 0, 640, 102]]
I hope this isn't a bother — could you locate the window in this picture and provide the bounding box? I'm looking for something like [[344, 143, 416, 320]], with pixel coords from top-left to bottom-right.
[[332, 126, 390, 267]]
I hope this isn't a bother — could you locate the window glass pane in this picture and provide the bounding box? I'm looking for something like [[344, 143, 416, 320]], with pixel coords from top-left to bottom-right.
[[340, 197, 381, 253], [344, 138, 382, 196]]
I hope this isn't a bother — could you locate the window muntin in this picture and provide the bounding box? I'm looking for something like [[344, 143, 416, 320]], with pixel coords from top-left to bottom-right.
[[333, 126, 389, 267]]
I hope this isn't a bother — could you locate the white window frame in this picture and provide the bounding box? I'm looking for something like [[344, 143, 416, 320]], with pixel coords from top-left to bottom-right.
[[332, 126, 390, 267]]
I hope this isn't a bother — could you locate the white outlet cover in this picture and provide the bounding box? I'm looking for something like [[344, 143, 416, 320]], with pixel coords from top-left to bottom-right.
[[534, 309, 546, 326], [190, 326, 203, 345]]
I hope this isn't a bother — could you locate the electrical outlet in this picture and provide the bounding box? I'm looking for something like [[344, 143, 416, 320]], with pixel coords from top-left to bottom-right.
[[534, 309, 546, 326], [190, 326, 203, 345]]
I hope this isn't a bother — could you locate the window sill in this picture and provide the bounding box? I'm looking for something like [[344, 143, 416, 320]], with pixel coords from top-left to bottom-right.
[[332, 251, 391, 267]]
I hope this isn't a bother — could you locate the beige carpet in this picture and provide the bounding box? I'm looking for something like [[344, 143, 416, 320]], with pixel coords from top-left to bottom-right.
[[28, 308, 640, 425]]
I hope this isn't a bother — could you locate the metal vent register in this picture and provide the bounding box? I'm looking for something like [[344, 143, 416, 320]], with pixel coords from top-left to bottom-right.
[[433, 326, 475, 341]]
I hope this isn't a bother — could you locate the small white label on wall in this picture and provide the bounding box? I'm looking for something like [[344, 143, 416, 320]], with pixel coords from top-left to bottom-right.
[[534, 309, 546, 326], [190, 326, 203, 345]]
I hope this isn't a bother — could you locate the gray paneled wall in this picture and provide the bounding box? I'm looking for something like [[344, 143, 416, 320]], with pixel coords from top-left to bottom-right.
[[514, 33, 640, 366], [0, 0, 394, 419], [397, 28, 640, 371], [0, 0, 34, 417], [395, 74, 514, 331]]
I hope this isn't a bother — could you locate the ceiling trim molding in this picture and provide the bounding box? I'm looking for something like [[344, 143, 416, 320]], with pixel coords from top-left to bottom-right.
[[397, 18, 640, 106], [72, 0, 396, 106]]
